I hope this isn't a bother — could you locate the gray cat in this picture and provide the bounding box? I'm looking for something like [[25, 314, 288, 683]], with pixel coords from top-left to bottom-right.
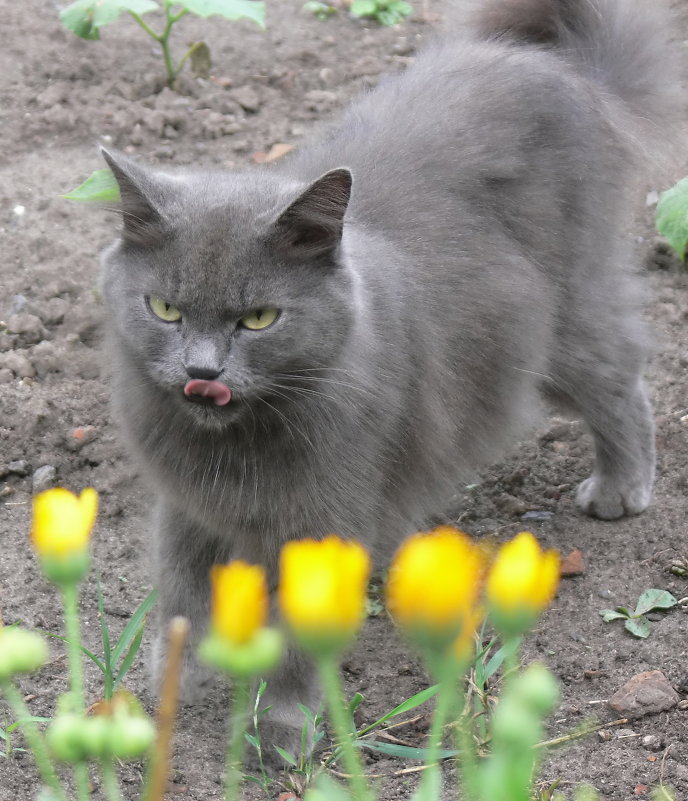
[[100, 0, 678, 758]]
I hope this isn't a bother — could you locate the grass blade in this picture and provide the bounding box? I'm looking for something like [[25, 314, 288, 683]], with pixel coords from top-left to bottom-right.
[[356, 684, 439, 738], [113, 624, 145, 689], [97, 578, 113, 700], [356, 739, 458, 761], [111, 589, 158, 665]]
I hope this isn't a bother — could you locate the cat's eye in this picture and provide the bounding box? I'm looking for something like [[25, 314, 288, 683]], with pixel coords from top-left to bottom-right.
[[148, 296, 182, 323], [239, 308, 279, 331]]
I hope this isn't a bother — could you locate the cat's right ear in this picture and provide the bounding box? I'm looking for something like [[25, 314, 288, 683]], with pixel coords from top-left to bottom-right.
[[269, 168, 353, 263], [101, 147, 165, 247]]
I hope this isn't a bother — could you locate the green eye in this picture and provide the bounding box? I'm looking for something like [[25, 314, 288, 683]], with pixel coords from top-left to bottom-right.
[[240, 308, 279, 331], [148, 296, 182, 322]]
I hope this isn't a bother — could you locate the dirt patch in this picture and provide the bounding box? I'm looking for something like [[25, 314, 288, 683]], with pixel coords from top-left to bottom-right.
[[1, 2, 687, 800]]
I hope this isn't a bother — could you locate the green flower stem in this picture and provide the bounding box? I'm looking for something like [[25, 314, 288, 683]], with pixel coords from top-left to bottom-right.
[[0, 679, 67, 800], [61, 583, 90, 801], [415, 657, 455, 800], [502, 635, 522, 687], [225, 678, 251, 801], [454, 679, 479, 801], [317, 654, 374, 801], [100, 758, 123, 801]]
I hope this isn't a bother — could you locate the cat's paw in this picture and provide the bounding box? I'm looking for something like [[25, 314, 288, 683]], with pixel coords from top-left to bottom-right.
[[575, 473, 652, 519], [246, 717, 316, 775]]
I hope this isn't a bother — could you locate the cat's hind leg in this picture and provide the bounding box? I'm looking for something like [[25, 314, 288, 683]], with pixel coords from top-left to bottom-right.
[[548, 334, 655, 520]]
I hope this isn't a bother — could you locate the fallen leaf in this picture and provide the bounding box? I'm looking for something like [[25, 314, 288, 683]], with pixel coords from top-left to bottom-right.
[[253, 143, 295, 164]]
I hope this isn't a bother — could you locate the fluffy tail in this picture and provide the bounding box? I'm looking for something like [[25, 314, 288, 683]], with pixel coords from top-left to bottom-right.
[[472, 0, 679, 126]]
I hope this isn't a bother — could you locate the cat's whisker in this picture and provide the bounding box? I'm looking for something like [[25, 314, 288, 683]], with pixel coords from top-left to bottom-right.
[[253, 394, 317, 453]]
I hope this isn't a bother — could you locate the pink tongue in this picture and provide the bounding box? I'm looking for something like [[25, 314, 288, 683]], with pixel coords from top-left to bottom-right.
[[183, 379, 232, 406]]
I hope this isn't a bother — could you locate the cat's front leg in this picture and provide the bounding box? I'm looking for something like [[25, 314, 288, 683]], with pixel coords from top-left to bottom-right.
[[254, 644, 323, 771], [149, 501, 219, 702]]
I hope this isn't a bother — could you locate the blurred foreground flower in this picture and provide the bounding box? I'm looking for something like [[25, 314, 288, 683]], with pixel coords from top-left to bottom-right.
[[279, 535, 371, 654], [486, 531, 560, 634], [386, 525, 486, 652], [0, 626, 48, 680], [210, 562, 268, 645], [199, 561, 282, 677], [31, 488, 97, 584]]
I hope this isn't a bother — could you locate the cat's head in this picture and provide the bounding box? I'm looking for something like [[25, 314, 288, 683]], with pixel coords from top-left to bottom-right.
[[100, 149, 355, 430]]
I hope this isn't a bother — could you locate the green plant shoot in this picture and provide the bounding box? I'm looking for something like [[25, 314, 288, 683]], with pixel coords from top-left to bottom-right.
[[599, 588, 677, 639], [656, 176, 688, 261], [350, 0, 412, 26], [59, 0, 266, 87]]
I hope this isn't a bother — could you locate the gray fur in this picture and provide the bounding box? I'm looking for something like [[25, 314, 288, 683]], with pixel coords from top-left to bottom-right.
[[100, 0, 679, 756]]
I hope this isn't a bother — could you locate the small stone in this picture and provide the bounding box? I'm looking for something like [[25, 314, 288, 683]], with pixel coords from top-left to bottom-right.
[[8, 460, 31, 477], [230, 85, 261, 112], [598, 729, 613, 742], [62, 304, 102, 345], [521, 510, 553, 521], [6, 313, 46, 345], [0, 486, 14, 498], [540, 421, 575, 442], [608, 671, 680, 719], [8, 294, 27, 315], [36, 297, 70, 326], [303, 89, 338, 113], [0, 333, 16, 352], [32, 465, 57, 494], [0, 350, 36, 377], [560, 549, 585, 576], [641, 734, 663, 751], [30, 340, 66, 378], [678, 700, 688, 711], [496, 492, 527, 516]]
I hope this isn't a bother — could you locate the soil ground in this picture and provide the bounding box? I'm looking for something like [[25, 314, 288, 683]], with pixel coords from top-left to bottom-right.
[[0, 1, 687, 799]]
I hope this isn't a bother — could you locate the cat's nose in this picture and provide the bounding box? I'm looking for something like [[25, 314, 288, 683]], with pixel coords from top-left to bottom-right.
[[185, 365, 222, 381]]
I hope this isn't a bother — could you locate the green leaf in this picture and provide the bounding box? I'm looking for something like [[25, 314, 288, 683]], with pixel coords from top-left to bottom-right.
[[97, 578, 113, 699], [600, 609, 628, 622], [180, 0, 265, 28], [113, 624, 145, 688], [356, 739, 458, 760], [7, 717, 51, 734], [350, 0, 378, 18], [347, 692, 365, 715], [273, 744, 298, 766], [39, 630, 106, 673], [62, 169, 121, 203], [356, 684, 439, 737], [303, 774, 353, 801], [244, 732, 259, 748], [633, 589, 678, 617], [625, 615, 651, 639], [652, 785, 676, 801], [475, 643, 507, 687], [60, 0, 159, 40], [111, 589, 158, 665], [656, 176, 688, 261]]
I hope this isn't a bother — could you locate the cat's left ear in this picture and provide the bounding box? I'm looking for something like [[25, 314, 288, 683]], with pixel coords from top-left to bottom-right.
[[270, 168, 352, 261]]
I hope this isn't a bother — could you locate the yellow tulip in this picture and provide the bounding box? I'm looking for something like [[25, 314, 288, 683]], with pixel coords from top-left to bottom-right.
[[210, 561, 268, 645], [486, 531, 560, 619], [386, 526, 486, 648], [278, 536, 371, 650], [31, 487, 98, 558]]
